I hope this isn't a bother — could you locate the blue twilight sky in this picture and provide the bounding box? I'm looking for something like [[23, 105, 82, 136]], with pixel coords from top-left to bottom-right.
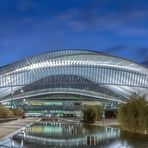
[[0, 0, 148, 66]]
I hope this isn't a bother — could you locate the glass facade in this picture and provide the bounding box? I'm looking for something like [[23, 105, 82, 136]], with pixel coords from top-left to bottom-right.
[[0, 49, 147, 103]]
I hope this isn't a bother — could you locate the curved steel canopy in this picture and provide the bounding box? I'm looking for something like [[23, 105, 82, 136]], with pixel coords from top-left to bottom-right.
[[0, 49, 148, 102]]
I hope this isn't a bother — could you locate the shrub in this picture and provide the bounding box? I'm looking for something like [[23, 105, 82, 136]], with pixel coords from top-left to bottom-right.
[[12, 108, 24, 118], [0, 106, 14, 118], [83, 105, 102, 123], [118, 93, 148, 134]]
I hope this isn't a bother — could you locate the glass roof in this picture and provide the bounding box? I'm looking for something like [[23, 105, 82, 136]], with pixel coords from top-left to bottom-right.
[[0, 49, 147, 102]]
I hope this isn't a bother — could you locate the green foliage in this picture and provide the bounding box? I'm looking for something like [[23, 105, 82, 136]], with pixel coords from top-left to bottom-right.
[[0, 106, 14, 118], [83, 105, 102, 123], [12, 108, 24, 117], [97, 105, 102, 120], [0, 106, 24, 118], [118, 93, 148, 134]]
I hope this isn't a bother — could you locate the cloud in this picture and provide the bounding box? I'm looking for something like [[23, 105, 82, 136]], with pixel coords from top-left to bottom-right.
[[101, 45, 148, 63], [136, 47, 148, 59], [117, 28, 148, 36], [1, 0, 148, 36], [53, 6, 148, 36], [17, 0, 36, 11], [103, 45, 129, 54]]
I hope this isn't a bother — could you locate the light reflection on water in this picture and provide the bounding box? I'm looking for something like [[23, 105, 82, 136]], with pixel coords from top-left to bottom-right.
[[1, 122, 148, 148]]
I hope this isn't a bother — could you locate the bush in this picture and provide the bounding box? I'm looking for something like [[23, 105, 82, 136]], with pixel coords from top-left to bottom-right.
[[97, 105, 102, 120], [12, 108, 24, 118], [118, 93, 148, 134], [0, 106, 14, 118], [83, 105, 102, 123]]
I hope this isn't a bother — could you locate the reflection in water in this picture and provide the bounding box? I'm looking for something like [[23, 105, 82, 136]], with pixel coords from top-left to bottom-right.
[[87, 136, 97, 146], [1, 122, 148, 148]]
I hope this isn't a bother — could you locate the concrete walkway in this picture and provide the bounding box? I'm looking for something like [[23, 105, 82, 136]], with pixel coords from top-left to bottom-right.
[[93, 119, 119, 127], [0, 117, 39, 140]]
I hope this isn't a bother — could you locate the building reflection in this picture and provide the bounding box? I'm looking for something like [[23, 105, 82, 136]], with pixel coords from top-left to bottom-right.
[[86, 136, 97, 146], [10, 123, 120, 147], [1, 122, 148, 148]]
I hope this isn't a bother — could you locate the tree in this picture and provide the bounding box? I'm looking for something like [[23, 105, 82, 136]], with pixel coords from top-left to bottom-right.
[[118, 93, 148, 134], [83, 105, 101, 123], [0, 106, 14, 118], [12, 108, 24, 118]]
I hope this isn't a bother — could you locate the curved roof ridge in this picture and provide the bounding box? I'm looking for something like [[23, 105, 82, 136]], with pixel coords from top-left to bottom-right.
[[0, 49, 147, 74]]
